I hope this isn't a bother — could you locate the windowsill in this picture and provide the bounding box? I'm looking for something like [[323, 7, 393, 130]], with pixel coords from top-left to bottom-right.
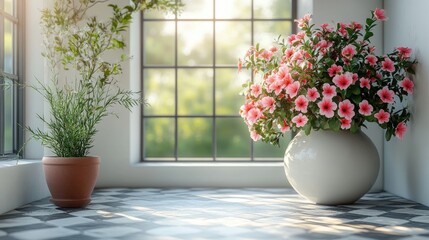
[[0, 159, 41, 168], [133, 162, 283, 167]]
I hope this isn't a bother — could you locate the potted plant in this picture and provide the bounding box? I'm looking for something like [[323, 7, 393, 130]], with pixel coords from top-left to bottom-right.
[[239, 9, 416, 205], [28, 0, 181, 208]]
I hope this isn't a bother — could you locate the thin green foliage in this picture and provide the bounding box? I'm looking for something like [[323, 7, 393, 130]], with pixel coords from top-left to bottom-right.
[[28, 0, 182, 157]]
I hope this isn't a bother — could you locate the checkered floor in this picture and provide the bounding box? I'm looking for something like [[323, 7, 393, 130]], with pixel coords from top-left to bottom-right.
[[1, 189, 429, 240]]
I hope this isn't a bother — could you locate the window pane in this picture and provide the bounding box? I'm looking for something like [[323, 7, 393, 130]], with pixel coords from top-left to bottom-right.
[[178, 69, 213, 115], [178, 118, 212, 158], [178, 22, 213, 66], [216, 68, 249, 115], [215, 21, 251, 65], [215, 0, 251, 19], [144, 10, 175, 19], [143, 69, 175, 115], [143, 118, 175, 158], [254, 0, 292, 19], [143, 21, 175, 66], [254, 132, 292, 160], [4, 79, 14, 153], [178, 0, 213, 19], [216, 118, 250, 159], [4, 19, 14, 74], [254, 21, 292, 47], [4, 0, 14, 16]]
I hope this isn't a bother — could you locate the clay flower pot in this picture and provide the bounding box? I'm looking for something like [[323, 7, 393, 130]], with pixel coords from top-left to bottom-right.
[[42, 156, 100, 208]]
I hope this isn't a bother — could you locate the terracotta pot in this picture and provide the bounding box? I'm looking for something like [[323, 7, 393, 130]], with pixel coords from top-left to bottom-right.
[[42, 156, 100, 208]]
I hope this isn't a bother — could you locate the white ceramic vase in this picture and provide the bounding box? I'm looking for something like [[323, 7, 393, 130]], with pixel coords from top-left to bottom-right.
[[284, 130, 380, 205]]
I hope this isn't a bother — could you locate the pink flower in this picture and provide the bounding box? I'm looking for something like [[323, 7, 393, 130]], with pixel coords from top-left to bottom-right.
[[287, 35, 297, 45], [295, 14, 312, 28], [237, 59, 242, 72], [307, 87, 320, 102], [377, 86, 395, 103], [358, 100, 373, 116], [318, 97, 337, 118], [286, 81, 300, 98], [340, 118, 351, 130], [381, 57, 395, 72], [395, 122, 407, 140], [265, 74, 276, 85], [261, 96, 276, 113], [294, 95, 309, 113], [250, 130, 262, 141], [333, 72, 353, 90], [365, 55, 377, 65], [250, 84, 262, 98], [341, 44, 356, 59], [260, 50, 273, 61], [321, 23, 333, 32], [322, 83, 337, 98], [360, 77, 371, 89], [268, 81, 283, 96], [292, 113, 308, 127], [239, 102, 253, 118], [399, 77, 414, 94], [284, 48, 294, 60], [397, 47, 412, 58], [270, 46, 278, 53], [328, 64, 343, 77], [338, 100, 355, 119], [374, 109, 390, 124], [246, 108, 263, 125], [374, 8, 387, 21], [278, 119, 290, 133]]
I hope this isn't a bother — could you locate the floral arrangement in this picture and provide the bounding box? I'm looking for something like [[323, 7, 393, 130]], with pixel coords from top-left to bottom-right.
[[239, 8, 416, 146]]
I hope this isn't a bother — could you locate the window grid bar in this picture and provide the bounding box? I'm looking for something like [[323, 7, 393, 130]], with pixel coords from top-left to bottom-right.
[[174, 6, 179, 162], [142, 18, 295, 22], [212, 0, 217, 161], [142, 0, 295, 162], [0, 5, 5, 155]]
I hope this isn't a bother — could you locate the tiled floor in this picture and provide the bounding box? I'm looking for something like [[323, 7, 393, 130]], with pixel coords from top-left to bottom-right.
[[1, 189, 429, 240]]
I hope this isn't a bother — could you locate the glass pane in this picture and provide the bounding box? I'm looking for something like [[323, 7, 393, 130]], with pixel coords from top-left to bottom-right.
[[143, 118, 175, 158], [143, 21, 175, 66], [254, 21, 292, 48], [144, 9, 175, 19], [216, 68, 249, 115], [215, 21, 251, 65], [4, 0, 14, 15], [4, 79, 14, 153], [178, 69, 213, 115], [178, 0, 213, 19], [178, 118, 212, 158], [215, 0, 251, 19], [177, 22, 213, 66], [254, 0, 292, 19], [254, 132, 292, 160], [143, 69, 175, 115], [216, 118, 250, 159], [4, 19, 14, 74]]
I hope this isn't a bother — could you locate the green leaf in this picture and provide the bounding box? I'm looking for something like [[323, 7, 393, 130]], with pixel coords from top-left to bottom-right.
[[328, 118, 340, 131]]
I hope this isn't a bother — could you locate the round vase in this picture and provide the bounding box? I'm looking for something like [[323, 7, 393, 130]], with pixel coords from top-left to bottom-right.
[[42, 156, 100, 208], [284, 130, 379, 205]]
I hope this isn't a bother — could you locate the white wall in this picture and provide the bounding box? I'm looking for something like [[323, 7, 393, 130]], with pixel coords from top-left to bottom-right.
[[383, 0, 429, 206]]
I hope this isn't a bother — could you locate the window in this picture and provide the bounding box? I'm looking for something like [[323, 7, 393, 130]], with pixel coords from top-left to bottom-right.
[[142, 0, 295, 162], [0, 0, 22, 158]]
